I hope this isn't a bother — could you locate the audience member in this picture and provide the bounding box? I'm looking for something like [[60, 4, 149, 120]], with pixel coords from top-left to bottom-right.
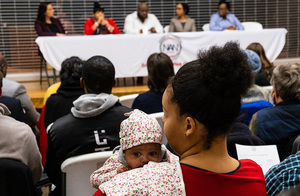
[[35, 2, 66, 36], [44, 56, 85, 129], [38, 57, 85, 165], [265, 152, 300, 196], [124, 1, 163, 34], [0, 52, 40, 131], [132, 53, 174, 114], [249, 63, 300, 158], [84, 2, 120, 35], [241, 49, 272, 125], [169, 3, 196, 32], [45, 55, 132, 196], [209, 0, 244, 31], [94, 42, 266, 195], [0, 71, 43, 184], [90, 109, 178, 189], [247, 42, 274, 86]]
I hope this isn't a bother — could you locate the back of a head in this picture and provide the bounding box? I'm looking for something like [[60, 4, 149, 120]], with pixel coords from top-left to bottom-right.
[[147, 53, 174, 94], [244, 49, 262, 76], [270, 63, 300, 102], [170, 42, 253, 149], [60, 56, 83, 85], [246, 42, 273, 70], [82, 55, 115, 94], [0, 52, 7, 77]]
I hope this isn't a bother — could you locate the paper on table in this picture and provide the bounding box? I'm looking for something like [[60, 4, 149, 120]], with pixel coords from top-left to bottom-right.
[[235, 144, 280, 175]]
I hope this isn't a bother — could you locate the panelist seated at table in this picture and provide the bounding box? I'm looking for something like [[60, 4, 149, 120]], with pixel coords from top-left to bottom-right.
[[84, 2, 120, 35], [209, 0, 244, 31], [169, 3, 196, 32], [35, 2, 66, 36], [124, 1, 163, 34]]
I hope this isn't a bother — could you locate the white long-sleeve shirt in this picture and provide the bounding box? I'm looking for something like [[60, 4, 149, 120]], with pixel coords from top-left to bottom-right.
[[123, 11, 163, 34]]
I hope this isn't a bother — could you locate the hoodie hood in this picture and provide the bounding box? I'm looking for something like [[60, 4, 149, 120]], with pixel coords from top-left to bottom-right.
[[71, 93, 119, 118]]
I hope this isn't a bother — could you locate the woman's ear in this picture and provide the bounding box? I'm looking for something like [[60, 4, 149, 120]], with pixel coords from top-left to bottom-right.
[[185, 117, 196, 136]]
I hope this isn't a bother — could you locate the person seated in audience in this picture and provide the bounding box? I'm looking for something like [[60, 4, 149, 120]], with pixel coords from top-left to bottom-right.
[[35, 2, 66, 36], [240, 49, 272, 125], [44, 56, 85, 129], [45, 55, 132, 196], [93, 42, 266, 196], [169, 3, 196, 32], [124, 1, 163, 34], [38, 57, 85, 165], [0, 52, 40, 133], [209, 0, 244, 31], [132, 53, 174, 114], [265, 152, 300, 196], [0, 71, 43, 185], [90, 109, 178, 189], [249, 63, 300, 159], [84, 2, 120, 35], [246, 42, 274, 86]]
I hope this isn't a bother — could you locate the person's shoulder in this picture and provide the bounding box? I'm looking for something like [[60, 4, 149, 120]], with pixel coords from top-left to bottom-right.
[[211, 13, 219, 17], [148, 12, 159, 19], [126, 11, 137, 18]]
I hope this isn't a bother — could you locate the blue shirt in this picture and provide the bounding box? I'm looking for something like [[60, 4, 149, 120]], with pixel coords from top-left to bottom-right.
[[209, 13, 244, 31], [265, 153, 300, 196], [132, 90, 163, 114]]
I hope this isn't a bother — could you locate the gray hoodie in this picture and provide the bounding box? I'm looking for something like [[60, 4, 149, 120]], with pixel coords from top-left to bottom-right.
[[71, 93, 119, 118]]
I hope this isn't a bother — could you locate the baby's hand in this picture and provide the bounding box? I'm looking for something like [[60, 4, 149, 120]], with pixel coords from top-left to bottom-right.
[[117, 165, 130, 174]]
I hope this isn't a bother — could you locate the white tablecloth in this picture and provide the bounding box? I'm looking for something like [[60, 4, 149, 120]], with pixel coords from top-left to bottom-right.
[[36, 28, 287, 78]]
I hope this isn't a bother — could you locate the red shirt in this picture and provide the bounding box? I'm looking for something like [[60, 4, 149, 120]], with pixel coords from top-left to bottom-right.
[[84, 18, 120, 35], [181, 159, 266, 196], [93, 159, 266, 196]]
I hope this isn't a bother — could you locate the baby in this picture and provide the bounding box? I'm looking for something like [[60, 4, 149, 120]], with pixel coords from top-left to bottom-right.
[[90, 109, 178, 189]]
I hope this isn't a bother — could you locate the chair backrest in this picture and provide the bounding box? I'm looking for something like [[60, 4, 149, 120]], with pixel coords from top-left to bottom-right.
[[61, 151, 113, 196], [164, 25, 170, 33], [242, 22, 263, 31], [118, 93, 139, 108], [202, 23, 210, 31], [149, 112, 167, 145], [0, 158, 38, 196]]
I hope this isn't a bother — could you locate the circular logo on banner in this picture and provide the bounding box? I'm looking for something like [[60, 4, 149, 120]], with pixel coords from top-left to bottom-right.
[[159, 35, 182, 59]]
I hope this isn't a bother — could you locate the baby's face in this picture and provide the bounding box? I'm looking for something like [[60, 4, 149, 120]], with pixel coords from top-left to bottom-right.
[[123, 143, 161, 169]]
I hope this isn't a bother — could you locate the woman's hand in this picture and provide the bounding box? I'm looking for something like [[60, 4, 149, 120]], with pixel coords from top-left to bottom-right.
[[56, 33, 66, 36]]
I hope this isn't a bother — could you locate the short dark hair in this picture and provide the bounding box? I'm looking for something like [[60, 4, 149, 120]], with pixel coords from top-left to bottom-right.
[[60, 56, 83, 85], [147, 53, 174, 93], [93, 2, 104, 13], [169, 42, 253, 149], [218, 0, 231, 10], [82, 56, 115, 94], [178, 3, 190, 15]]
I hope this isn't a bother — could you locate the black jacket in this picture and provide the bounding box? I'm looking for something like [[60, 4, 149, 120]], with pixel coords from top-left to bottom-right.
[[45, 103, 132, 195]]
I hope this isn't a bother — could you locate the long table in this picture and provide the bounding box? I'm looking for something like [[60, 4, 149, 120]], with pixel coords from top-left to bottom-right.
[[36, 28, 287, 78]]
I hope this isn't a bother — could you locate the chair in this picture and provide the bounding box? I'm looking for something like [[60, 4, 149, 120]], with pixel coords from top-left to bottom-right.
[[242, 22, 263, 31], [149, 112, 167, 145], [202, 23, 210, 31], [119, 93, 139, 108], [40, 56, 57, 87], [164, 25, 170, 33], [61, 151, 113, 196], [0, 158, 38, 196]]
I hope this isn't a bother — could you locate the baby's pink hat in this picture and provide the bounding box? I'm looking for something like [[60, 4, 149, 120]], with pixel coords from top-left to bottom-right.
[[120, 109, 162, 151]]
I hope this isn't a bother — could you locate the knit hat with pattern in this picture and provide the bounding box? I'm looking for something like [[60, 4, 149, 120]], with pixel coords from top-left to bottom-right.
[[120, 109, 162, 151]]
